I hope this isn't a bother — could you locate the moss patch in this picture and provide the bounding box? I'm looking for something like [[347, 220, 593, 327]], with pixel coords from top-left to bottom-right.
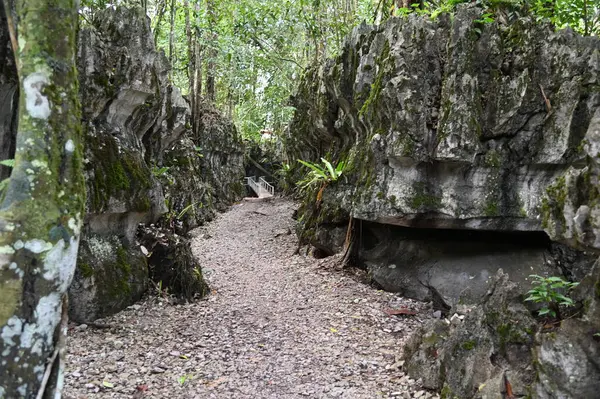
[[409, 182, 442, 210], [541, 175, 567, 229], [86, 133, 154, 213], [461, 340, 476, 350]]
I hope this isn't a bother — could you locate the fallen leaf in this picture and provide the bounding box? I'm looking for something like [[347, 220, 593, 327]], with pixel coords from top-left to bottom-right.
[[102, 381, 114, 388], [329, 327, 338, 333]]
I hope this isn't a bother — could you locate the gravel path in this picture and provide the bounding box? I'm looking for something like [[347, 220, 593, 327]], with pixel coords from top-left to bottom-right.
[[64, 198, 436, 399]]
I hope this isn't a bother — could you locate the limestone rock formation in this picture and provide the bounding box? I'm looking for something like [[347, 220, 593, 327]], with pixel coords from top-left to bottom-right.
[[542, 114, 600, 252], [403, 264, 600, 399], [68, 8, 243, 321], [289, 5, 600, 232], [289, 4, 599, 305], [534, 258, 600, 398], [64, 8, 244, 321]]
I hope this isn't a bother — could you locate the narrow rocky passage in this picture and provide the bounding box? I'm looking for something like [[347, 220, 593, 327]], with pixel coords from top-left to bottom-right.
[[64, 198, 436, 399]]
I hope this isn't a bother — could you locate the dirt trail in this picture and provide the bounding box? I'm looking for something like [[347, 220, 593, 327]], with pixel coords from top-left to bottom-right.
[[64, 198, 436, 399]]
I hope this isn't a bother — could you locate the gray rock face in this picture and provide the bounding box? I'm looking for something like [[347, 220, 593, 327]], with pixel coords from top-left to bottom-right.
[[67, 7, 244, 321], [534, 259, 600, 398], [289, 5, 600, 232], [542, 113, 600, 252], [196, 107, 245, 208], [404, 270, 538, 398], [404, 265, 600, 399]]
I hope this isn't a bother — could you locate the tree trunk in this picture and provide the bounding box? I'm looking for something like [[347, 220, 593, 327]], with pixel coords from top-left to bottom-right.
[[184, 0, 193, 95], [168, 0, 176, 75], [0, 0, 84, 396], [192, 0, 203, 131], [153, 0, 167, 46], [205, 0, 216, 103]]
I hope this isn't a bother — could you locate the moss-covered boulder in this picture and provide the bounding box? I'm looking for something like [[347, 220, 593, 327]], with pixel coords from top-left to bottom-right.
[[69, 234, 148, 322], [138, 225, 209, 300]]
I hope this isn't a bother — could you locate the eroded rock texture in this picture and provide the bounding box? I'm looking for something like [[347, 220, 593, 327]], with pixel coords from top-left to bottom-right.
[[289, 6, 599, 232], [66, 8, 244, 321], [404, 271, 539, 399], [289, 4, 599, 304]]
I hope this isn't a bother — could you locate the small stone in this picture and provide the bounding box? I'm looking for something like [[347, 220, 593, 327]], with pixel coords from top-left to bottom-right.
[[112, 340, 124, 349], [151, 366, 166, 374], [432, 310, 442, 319], [76, 324, 88, 331]]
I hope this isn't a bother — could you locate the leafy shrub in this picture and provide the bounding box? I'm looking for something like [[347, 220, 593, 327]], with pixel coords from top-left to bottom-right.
[[524, 274, 579, 319]]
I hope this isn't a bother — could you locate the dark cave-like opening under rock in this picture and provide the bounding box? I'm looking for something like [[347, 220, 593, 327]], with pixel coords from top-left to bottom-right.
[[351, 221, 595, 308]]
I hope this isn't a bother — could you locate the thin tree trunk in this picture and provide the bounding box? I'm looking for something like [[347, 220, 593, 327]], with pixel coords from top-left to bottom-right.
[[192, 0, 203, 130], [153, 0, 167, 45], [205, 0, 216, 103], [0, 0, 84, 396], [583, 0, 589, 36], [184, 0, 193, 95], [168, 0, 176, 74]]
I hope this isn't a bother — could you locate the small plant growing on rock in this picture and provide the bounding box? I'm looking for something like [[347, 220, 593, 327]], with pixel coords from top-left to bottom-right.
[[297, 158, 345, 191], [297, 157, 346, 205], [524, 275, 578, 319]]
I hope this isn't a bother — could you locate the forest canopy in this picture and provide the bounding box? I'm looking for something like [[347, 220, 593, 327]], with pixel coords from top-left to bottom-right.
[[81, 0, 600, 142]]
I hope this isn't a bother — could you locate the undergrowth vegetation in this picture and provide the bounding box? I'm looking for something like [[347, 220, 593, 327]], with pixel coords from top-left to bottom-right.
[[525, 274, 579, 320]]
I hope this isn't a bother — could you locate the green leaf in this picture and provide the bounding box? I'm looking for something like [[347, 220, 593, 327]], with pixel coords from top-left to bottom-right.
[[298, 159, 327, 178], [321, 158, 336, 180], [102, 381, 114, 388], [537, 308, 552, 316], [0, 159, 14, 168]]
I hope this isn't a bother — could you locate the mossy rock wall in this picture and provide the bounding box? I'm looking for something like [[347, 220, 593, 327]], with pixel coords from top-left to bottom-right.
[[541, 110, 600, 252], [62, 7, 244, 321], [288, 4, 600, 233]]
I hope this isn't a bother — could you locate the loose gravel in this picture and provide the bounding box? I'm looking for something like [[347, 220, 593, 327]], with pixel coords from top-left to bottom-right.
[[64, 198, 437, 398]]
